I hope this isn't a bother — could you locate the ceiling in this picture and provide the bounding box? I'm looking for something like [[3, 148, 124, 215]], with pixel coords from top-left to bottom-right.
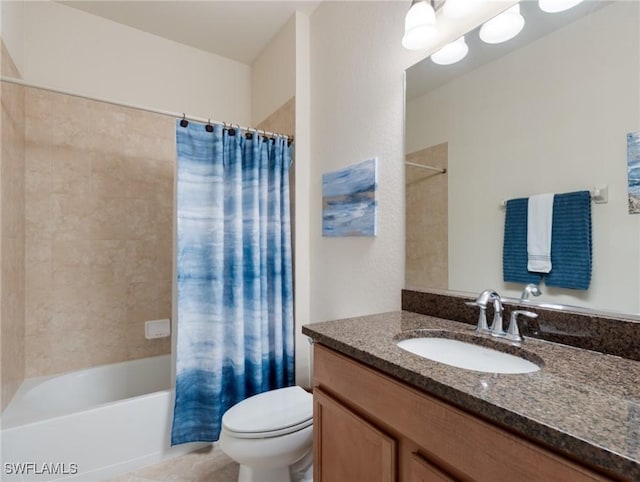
[[61, 1, 321, 65]]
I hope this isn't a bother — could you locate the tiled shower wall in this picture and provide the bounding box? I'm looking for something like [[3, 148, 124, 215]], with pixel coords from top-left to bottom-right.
[[256, 97, 295, 135], [256, 96, 295, 244], [405, 142, 448, 291], [24, 88, 174, 377], [1, 41, 26, 410]]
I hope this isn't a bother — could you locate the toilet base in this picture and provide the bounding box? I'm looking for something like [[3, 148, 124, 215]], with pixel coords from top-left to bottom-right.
[[238, 464, 291, 482]]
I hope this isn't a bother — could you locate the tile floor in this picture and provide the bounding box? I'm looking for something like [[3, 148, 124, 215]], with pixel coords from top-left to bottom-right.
[[107, 446, 239, 482]]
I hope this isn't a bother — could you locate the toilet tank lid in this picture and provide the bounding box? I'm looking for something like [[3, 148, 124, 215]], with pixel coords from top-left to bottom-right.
[[222, 386, 312, 434]]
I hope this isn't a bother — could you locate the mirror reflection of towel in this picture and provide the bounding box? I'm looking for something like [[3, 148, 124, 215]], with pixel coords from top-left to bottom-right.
[[546, 191, 592, 290], [527, 193, 554, 273], [503, 198, 543, 285]]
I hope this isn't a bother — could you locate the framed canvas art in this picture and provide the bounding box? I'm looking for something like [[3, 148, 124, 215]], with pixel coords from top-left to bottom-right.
[[322, 158, 378, 237]]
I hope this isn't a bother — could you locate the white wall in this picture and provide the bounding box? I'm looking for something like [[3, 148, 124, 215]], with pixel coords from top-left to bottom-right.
[[309, 1, 416, 323], [407, 2, 640, 314], [307, 1, 511, 324], [293, 11, 312, 387], [19, 1, 251, 125], [1, 0, 25, 75], [251, 14, 296, 126]]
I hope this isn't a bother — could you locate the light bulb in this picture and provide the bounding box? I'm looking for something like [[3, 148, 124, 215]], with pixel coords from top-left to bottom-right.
[[479, 4, 525, 44], [443, 0, 484, 19], [402, 0, 438, 50], [539, 0, 584, 13], [431, 36, 469, 65]]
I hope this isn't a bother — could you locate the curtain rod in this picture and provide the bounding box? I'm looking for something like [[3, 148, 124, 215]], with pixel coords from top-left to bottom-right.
[[0, 76, 293, 141], [405, 161, 447, 174]]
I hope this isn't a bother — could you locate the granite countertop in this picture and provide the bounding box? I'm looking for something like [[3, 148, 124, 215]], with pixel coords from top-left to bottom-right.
[[302, 311, 640, 481]]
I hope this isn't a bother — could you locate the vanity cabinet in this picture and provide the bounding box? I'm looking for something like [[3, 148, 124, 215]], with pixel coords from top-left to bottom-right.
[[312, 344, 613, 482]]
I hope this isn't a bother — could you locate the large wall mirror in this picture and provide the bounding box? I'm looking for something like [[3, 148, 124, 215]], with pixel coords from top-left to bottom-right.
[[405, 1, 640, 316]]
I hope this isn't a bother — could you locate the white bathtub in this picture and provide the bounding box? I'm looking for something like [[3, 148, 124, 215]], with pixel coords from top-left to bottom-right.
[[1, 355, 207, 481]]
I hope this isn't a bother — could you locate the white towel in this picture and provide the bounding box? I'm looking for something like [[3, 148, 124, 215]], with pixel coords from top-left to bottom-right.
[[527, 193, 554, 273]]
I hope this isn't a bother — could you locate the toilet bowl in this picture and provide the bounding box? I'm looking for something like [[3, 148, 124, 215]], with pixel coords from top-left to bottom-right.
[[219, 386, 313, 482]]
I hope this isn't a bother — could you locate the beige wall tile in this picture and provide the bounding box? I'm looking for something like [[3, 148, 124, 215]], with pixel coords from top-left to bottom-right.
[[52, 193, 94, 240], [405, 143, 448, 291], [1, 41, 26, 410], [25, 142, 51, 174], [124, 321, 171, 361], [25, 334, 54, 377], [90, 197, 127, 240], [124, 199, 157, 240], [1, 40, 20, 78], [25, 260, 52, 337], [255, 97, 295, 136], [256, 97, 296, 274], [126, 282, 158, 325], [24, 90, 173, 377], [125, 240, 161, 284], [25, 287, 52, 336], [50, 146, 91, 196], [156, 281, 172, 322], [90, 240, 127, 286]]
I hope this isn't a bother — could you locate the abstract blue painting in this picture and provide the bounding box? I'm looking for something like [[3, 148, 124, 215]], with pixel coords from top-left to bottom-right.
[[322, 158, 378, 236], [627, 131, 640, 214]]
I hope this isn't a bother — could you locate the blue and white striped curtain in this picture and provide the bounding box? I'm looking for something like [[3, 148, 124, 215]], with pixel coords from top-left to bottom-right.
[[171, 120, 294, 444]]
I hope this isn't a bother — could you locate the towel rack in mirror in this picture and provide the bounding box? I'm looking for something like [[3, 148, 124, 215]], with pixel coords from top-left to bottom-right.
[[500, 185, 608, 208]]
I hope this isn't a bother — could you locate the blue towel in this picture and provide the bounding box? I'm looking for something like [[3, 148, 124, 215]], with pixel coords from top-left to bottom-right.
[[503, 198, 543, 285], [545, 191, 592, 290]]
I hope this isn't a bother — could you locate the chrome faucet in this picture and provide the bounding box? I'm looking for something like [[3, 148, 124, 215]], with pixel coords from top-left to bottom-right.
[[467, 290, 538, 345], [520, 283, 542, 302], [506, 310, 539, 345], [486, 292, 505, 337], [466, 289, 504, 336]]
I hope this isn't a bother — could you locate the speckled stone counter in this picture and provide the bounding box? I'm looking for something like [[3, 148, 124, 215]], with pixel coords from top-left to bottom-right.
[[302, 311, 640, 481]]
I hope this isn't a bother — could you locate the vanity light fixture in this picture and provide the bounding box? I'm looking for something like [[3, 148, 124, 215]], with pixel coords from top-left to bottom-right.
[[402, 0, 438, 50], [479, 3, 525, 44], [431, 36, 469, 65], [539, 0, 584, 13], [443, 0, 484, 20]]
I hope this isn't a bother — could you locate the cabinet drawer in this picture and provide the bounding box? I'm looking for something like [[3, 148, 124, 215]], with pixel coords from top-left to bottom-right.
[[313, 344, 611, 482]]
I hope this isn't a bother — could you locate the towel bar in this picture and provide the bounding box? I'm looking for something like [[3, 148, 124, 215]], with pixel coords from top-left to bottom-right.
[[500, 185, 608, 207]]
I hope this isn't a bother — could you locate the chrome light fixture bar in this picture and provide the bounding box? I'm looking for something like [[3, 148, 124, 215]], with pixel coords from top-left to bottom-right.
[[539, 0, 585, 13], [443, 0, 484, 20]]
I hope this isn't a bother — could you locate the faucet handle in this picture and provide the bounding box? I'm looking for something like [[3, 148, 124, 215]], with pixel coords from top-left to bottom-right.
[[506, 310, 538, 344], [465, 302, 490, 334]]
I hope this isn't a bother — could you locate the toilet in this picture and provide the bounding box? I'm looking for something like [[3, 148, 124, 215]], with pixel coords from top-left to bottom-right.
[[219, 386, 313, 482]]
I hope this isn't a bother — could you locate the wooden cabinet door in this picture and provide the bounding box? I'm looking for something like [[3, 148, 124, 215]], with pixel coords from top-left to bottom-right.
[[409, 452, 459, 482], [314, 388, 397, 482]]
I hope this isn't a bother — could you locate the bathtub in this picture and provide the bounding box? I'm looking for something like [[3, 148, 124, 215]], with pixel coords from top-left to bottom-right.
[[1, 355, 207, 481]]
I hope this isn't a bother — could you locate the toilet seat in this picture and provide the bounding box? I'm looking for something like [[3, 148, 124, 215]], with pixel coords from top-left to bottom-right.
[[222, 386, 313, 439]]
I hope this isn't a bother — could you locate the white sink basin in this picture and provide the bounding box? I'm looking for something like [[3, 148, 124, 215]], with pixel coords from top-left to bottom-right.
[[396, 337, 540, 374]]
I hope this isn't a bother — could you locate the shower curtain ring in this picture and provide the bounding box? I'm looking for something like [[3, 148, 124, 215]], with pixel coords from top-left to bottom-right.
[[180, 113, 189, 128], [206, 118, 213, 132]]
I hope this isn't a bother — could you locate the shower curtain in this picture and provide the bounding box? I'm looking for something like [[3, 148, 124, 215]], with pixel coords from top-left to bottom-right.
[[171, 120, 294, 444]]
